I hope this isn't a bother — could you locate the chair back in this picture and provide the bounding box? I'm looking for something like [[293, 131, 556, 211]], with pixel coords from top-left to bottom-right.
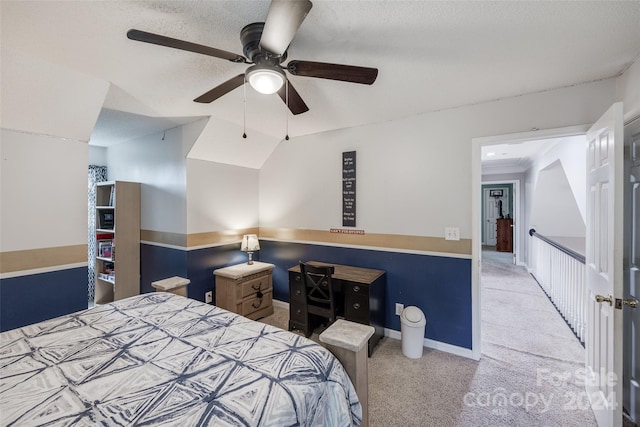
[[300, 262, 336, 308]]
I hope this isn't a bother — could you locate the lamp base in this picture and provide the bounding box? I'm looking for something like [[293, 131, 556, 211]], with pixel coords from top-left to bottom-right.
[[247, 251, 254, 265]]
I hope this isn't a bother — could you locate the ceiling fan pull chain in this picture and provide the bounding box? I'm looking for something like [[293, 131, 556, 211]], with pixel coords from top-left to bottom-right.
[[285, 80, 290, 141], [243, 75, 247, 138]]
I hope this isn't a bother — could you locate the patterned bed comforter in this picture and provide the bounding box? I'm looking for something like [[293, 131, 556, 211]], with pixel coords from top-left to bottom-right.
[[0, 293, 361, 426]]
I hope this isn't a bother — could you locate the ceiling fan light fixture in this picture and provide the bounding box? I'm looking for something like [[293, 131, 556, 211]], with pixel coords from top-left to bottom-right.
[[246, 64, 285, 94]]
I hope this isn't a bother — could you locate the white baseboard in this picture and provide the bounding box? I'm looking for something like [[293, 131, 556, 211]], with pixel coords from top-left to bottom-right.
[[274, 300, 474, 359], [273, 299, 289, 310], [384, 328, 474, 359]]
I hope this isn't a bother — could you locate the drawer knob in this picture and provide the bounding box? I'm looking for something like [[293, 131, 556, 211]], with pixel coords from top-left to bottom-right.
[[353, 285, 360, 292], [353, 303, 360, 310], [295, 275, 301, 281], [295, 289, 302, 296], [252, 282, 262, 291]]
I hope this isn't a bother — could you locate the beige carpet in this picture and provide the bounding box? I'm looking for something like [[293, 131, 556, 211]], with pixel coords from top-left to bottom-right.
[[258, 250, 597, 426]]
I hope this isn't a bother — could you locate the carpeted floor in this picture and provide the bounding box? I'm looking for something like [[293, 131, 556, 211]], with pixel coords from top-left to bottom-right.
[[258, 249, 597, 426]]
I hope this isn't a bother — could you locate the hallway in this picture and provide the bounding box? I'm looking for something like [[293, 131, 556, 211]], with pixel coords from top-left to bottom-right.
[[467, 247, 596, 425]]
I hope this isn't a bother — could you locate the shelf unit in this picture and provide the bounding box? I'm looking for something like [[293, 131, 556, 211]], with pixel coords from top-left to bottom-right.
[[94, 181, 141, 304]]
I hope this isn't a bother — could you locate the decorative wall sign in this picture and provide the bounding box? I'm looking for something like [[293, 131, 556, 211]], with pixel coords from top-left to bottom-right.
[[342, 151, 356, 227], [330, 228, 365, 235]]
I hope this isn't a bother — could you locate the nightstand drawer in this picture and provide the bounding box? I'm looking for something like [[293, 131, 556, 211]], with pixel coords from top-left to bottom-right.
[[239, 274, 271, 299], [242, 291, 272, 316]]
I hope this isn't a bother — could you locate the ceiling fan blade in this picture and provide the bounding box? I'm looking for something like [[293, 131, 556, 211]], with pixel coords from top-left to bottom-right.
[[287, 60, 378, 85], [260, 0, 313, 55], [277, 81, 309, 115], [127, 29, 247, 63], [194, 74, 246, 103]]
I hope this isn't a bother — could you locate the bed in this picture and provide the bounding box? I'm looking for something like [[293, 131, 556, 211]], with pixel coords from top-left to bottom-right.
[[0, 293, 361, 426]]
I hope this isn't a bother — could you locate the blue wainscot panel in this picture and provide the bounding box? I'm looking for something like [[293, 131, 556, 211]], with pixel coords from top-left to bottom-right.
[[0, 267, 88, 332], [260, 240, 472, 349], [140, 244, 188, 295], [187, 245, 248, 302], [141, 243, 248, 302]]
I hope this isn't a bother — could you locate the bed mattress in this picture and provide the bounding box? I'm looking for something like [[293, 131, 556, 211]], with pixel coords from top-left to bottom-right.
[[0, 293, 361, 426]]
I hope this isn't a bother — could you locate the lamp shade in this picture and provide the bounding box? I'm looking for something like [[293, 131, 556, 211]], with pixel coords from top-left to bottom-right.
[[241, 234, 260, 252], [246, 64, 285, 94]]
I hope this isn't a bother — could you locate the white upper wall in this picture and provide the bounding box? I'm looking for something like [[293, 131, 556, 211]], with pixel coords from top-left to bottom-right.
[[186, 159, 259, 234], [260, 79, 616, 239], [616, 57, 640, 121], [0, 129, 88, 252], [104, 117, 260, 236], [526, 135, 588, 226], [106, 119, 206, 234], [529, 159, 586, 237], [0, 51, 106, 254]]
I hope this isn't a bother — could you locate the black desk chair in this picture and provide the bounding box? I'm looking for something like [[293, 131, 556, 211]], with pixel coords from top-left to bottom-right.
[[299, 262, 341, 336]]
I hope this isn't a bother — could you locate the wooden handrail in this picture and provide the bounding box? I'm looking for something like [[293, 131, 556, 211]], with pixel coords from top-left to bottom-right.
[[529, 228, 585, 264]]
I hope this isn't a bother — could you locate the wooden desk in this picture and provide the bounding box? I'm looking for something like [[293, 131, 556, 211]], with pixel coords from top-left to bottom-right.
[[288, 262, 386, 356]]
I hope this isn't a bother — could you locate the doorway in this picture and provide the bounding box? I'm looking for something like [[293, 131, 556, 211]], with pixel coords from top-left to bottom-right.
[[471, 124, 589, 360]]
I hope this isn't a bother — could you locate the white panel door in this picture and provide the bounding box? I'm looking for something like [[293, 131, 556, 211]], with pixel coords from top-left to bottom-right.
[[484, 188, 508, 246], [585, 102, 624, 427], [484, 188, 498, 245]]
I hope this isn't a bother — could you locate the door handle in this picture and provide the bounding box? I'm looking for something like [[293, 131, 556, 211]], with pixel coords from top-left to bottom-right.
[[595, 294, 613, 305], [622, 298, 638, 309]]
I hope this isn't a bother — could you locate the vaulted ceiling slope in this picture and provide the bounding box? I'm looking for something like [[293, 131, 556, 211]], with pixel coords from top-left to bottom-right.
[[2, 1, 640, 148]]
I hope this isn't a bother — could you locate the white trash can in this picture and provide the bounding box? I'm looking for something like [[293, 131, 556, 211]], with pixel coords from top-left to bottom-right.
[[400, 306, 426, 358]]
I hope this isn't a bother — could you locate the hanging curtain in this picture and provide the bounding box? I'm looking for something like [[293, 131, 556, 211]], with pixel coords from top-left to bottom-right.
[[88, 165, 108, 303]]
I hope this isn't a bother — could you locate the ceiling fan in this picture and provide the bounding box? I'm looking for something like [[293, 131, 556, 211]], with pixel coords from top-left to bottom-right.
[[127, 0, 378, 115]]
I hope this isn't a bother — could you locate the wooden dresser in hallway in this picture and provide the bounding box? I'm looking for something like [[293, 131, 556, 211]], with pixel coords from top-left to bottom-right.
[[496, 218, 513, 252]]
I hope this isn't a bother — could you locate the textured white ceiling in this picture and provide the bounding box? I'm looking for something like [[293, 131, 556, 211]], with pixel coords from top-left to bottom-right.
[[2, 1, 640, 158]]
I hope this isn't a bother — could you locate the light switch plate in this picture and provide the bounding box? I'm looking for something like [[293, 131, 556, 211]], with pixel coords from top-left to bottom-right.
[[445, 227, 460, 241]]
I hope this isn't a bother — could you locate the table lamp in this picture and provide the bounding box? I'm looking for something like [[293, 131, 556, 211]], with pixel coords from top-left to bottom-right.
[[241, 234, 260, 265]]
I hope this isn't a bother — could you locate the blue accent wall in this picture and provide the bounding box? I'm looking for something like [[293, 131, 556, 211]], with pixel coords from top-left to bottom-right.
[[141, 243, 248, 302], [140, 244, 188, 295], [260, 241, 472, 349], [139, 240, 473, 350], [0, 267, 88, 332]]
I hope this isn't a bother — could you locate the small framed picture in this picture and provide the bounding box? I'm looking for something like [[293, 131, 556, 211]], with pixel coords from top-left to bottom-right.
[[490, 189, 503, 197]]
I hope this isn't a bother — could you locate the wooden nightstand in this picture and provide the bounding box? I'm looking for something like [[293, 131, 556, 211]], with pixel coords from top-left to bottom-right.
[[213, 262, 275, 320]]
